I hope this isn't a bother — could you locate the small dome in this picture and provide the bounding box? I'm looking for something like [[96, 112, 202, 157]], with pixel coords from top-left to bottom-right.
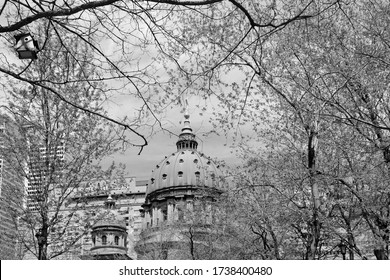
[[93, 219, 127, 230]]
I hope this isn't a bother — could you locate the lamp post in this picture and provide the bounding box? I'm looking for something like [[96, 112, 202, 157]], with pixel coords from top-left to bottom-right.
[[14, 33, 39, 59], [339, 242, 347, 260]]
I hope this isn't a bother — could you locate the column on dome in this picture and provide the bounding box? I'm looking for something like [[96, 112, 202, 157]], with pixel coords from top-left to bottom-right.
[[157, 207, 162, 225], [172, 203, 178, 221], [147, 210, 151, 227], [152, 207, 157, 227], [205, 203, 212, 224], [167, 201, 174, 222], [143, 210, 149, 228]]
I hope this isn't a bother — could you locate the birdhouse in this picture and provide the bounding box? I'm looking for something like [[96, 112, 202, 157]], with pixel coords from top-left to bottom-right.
[[14, 33, 39, 59]]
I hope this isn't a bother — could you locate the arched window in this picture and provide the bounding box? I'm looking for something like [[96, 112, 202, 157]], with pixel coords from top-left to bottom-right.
[[114, 236, 119, 245], [178, 171, 183, 178], [162, 174, 167, 180], [162, 207, 168, 221], [102, 235, 107, 245], [92, 236, 96, 245], [211, 173, 216, 186], [195, 171, 200, 184]]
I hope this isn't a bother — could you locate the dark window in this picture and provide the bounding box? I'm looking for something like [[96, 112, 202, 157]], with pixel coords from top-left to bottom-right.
[[114, 236, 119, 245], [195, 171, 200, 184], [162, 208, 168, 221], [178, 207, 184, 221], [178, 171, 183, 177], [102, 235, 107, 245]]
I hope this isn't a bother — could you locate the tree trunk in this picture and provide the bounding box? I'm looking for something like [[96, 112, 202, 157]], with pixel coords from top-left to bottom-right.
[[374, 248, 388, 260], [307, 122, 321, 260]]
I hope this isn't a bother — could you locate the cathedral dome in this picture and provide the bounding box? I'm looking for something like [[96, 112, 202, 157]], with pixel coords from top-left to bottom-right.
[[146, 112, 220, 196]]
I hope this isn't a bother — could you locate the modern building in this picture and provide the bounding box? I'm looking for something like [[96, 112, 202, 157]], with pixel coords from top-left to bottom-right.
[[135, 112, 222, 259], [0, 115, 25, 259], [26, 140, 67, 211]]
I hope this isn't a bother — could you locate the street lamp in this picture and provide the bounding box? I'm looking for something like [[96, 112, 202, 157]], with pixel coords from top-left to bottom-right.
[[14, 33, 39, 59], [339, 242, 347, 260]]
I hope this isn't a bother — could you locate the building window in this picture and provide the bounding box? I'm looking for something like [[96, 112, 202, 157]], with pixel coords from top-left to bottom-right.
[[162, 174, 167, 180], [211, 173, 215, 186], [92, 236, 96, 245], [179, 159, 184, 163], [178, 171, 183, 178], [114, 236, 119, 245], [177, 206, 184, 221], [195, 171, 200, 184], [102, 235, 107, 245], [162, 207, 168, 221]]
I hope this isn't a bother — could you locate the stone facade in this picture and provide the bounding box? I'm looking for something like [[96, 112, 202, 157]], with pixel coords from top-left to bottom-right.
[[136, 112, 222, 259]]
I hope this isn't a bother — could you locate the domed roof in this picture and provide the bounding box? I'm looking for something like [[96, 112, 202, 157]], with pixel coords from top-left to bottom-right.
[[93, 195, 126, 229], [146, 112, 220, 196]]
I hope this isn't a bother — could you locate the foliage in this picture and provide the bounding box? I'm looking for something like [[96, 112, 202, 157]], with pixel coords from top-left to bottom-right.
[[0, 0, 342, 151], [1, 29, 124, 259]]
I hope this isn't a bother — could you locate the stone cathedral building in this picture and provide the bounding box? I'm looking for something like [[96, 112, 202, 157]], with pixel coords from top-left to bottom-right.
[[0, 111, 222, 260], [135, 112, 222, 259]]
